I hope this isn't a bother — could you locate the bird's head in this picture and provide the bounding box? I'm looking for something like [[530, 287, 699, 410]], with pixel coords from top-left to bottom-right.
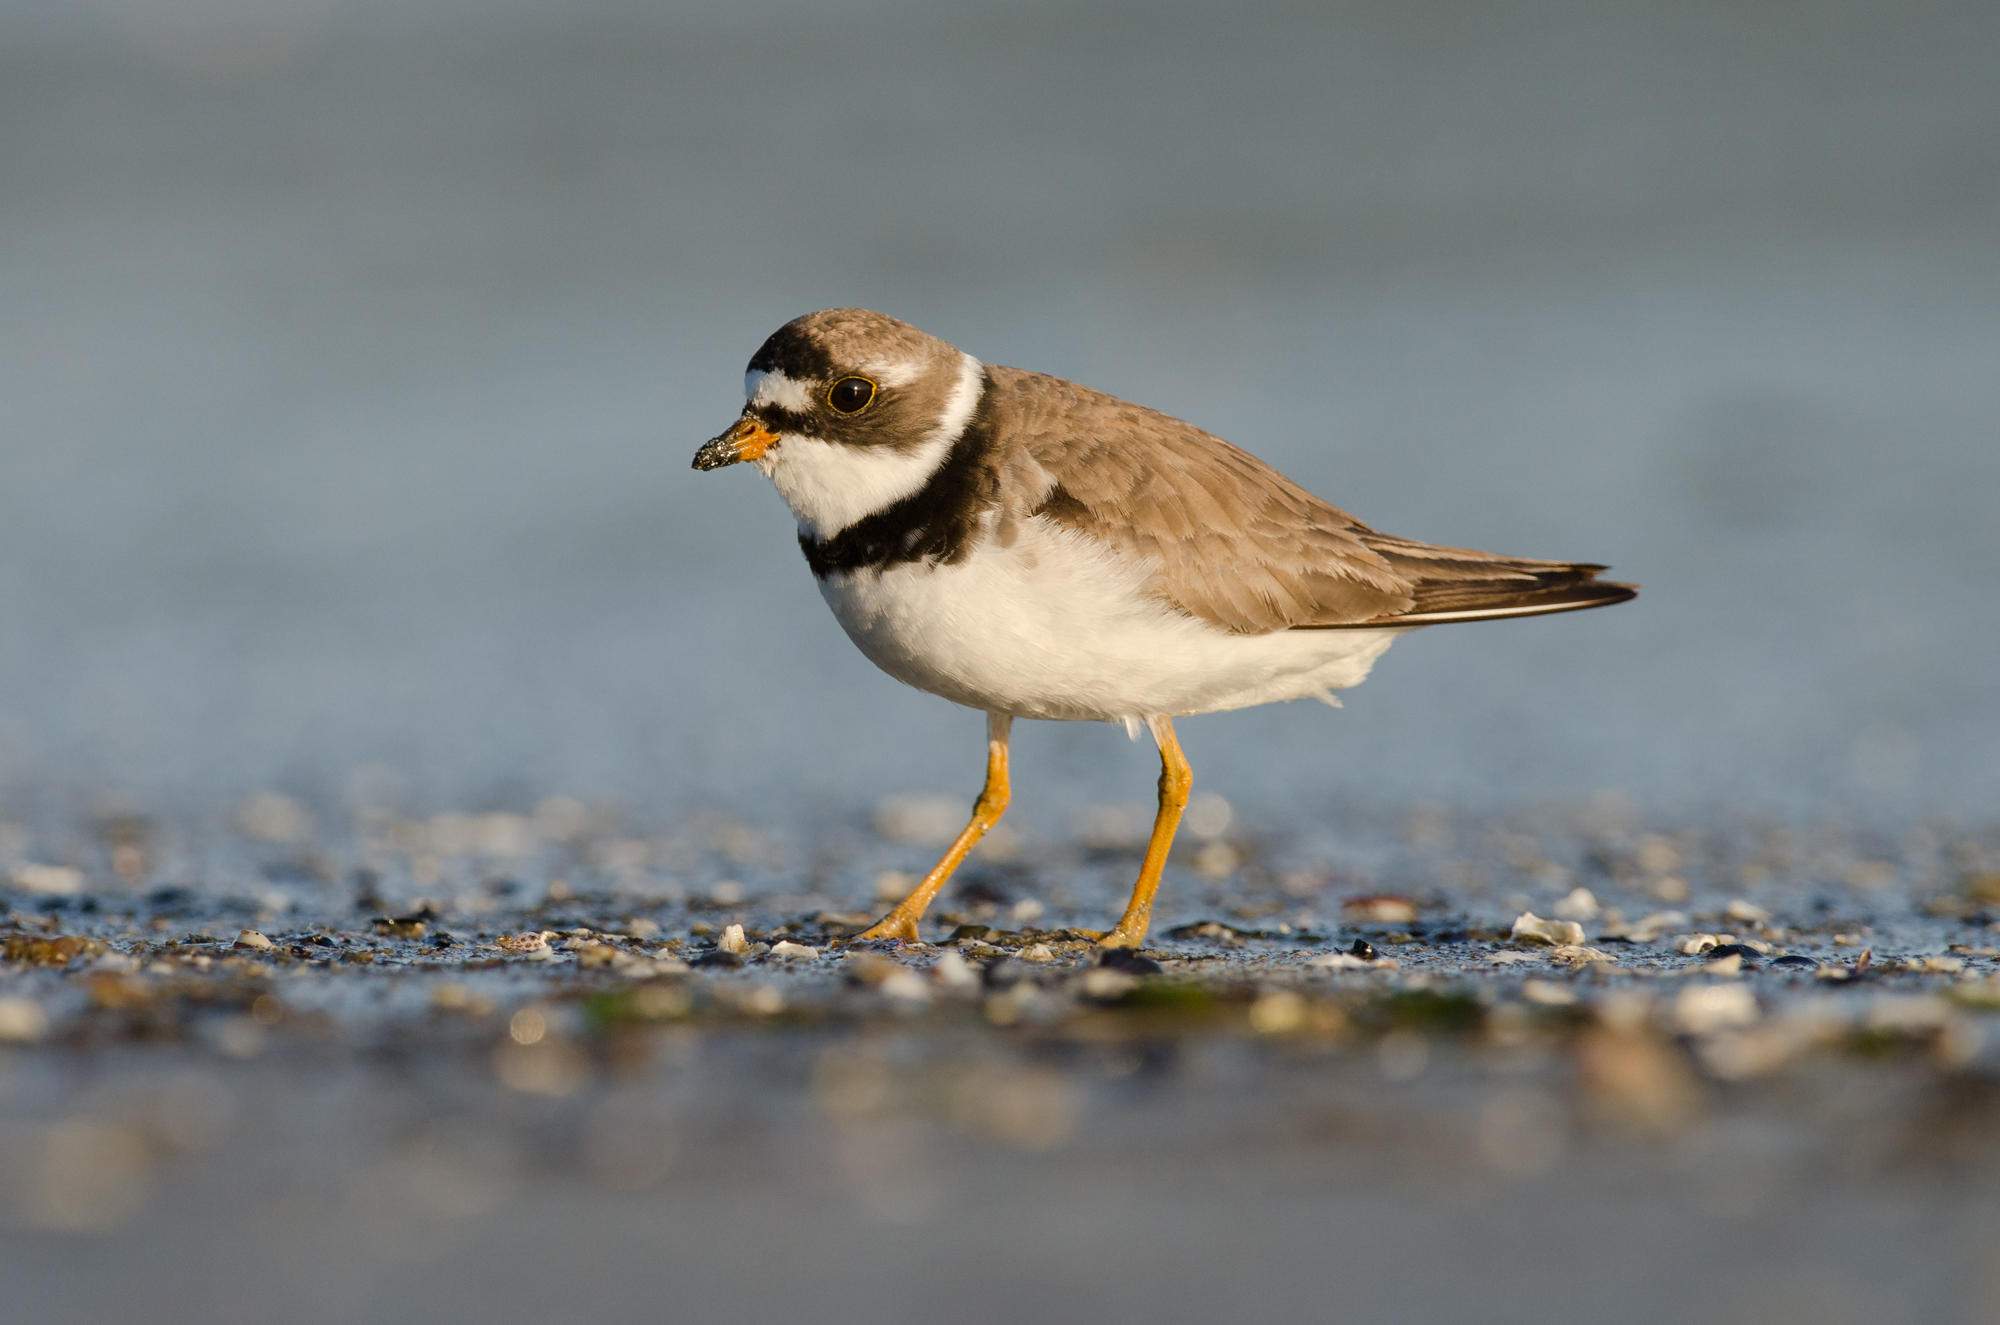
[[693, 308, 985, 539]]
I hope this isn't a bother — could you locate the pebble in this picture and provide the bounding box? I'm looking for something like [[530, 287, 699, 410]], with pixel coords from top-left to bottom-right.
[[1343, 896, 1416, 924], [1019, 944, 1056, 963], [1705, 943, 1765, 965], [497, 932, 551, 955], [768, 940, 819, 961], [692, 949, 742, 969], [233, 930, 274, 951], [719, 925, 748, 955], [1248, 990, 1307, 1033], [983, 958, 1027, 989], [1348, 938, 1378, 961], [574, 942, 621, 969], [1769, 954, 1818, 969], [1098, 948, 1164, 975], [738, 985, 784, 1015], [5, 935, 108, 966], [1867, 995, 1954, 1034], [1546, 945, 1617, 966]]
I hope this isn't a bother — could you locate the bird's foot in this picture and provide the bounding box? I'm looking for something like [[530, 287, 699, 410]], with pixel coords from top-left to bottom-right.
[[856, 911, 923, 943], [1096, 926, 1146, 951]]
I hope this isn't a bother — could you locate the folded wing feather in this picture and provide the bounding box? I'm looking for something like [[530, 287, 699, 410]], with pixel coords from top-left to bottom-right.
[[991, 366, 1635, 634]]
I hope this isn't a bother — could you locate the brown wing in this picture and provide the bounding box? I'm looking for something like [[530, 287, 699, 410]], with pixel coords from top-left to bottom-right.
[[986, 366, 1636, 634]]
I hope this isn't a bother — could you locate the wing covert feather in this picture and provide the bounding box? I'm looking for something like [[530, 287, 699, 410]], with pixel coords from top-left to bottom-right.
[[984, 366, 1633, 633]]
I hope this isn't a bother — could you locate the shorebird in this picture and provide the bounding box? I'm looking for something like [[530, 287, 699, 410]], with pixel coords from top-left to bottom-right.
[[693, 309, 1634, 949]]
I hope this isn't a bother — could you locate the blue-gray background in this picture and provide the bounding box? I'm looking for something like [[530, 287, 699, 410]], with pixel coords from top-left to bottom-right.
[[1, 0, 1995, 830]]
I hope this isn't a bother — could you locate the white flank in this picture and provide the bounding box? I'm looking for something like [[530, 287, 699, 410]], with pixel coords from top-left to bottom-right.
[[756, 352, 984, 541], [817, 515, 1405, 723]]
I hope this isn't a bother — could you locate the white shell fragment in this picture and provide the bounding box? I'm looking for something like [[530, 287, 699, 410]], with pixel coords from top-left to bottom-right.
[[1511, 913, 1586, 946], [719, 925, 748, 955], [1248, 990, 1307, 1033], [0, 998, 49, 1042], [878, 970, 931, 1003], [8, 863, 84, 896], [1083, 968, 1137, 999], [1520, 979, 1577, 1006], [931, 950, 979, 989], [1551, 888, 1600, 921], [1674, 983, 1759, 1035], [1309, 952, 1398, 970], [768, 940, 819, 961]]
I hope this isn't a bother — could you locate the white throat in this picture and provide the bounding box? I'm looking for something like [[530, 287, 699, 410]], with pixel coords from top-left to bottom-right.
[[757, 352, 984, 541]]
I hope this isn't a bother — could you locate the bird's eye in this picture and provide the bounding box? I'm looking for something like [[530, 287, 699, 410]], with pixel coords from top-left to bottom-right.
[[826, 376, 877, 415]]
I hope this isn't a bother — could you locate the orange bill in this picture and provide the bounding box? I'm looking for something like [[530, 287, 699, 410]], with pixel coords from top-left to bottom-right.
[[692, 415, 780, 470]]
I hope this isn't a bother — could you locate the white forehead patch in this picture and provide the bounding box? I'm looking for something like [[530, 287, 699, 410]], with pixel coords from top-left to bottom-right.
[[744, 369, 815, 412], [859, 357, 924, 389]]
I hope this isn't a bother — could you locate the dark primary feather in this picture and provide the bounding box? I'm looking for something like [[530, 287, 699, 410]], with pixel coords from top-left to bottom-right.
[[1316, 534, 1638, 627]]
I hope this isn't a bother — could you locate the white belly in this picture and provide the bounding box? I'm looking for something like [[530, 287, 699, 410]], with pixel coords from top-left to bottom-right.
[[816, 517, 1404, 722]]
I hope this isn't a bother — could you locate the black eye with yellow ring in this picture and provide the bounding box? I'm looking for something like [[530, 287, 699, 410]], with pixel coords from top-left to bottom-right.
[[826, 376, 877, 415]]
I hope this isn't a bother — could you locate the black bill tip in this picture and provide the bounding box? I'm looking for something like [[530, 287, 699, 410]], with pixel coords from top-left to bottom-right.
[[691, 434, 741, 471]]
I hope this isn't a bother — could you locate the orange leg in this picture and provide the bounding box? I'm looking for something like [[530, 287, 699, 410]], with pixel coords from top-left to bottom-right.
[[1099, 716, 1191, 950], [857, 713, 1012, 943]]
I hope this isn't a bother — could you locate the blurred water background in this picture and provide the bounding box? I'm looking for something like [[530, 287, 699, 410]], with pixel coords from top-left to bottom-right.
[[1, 0, 1995, 835]]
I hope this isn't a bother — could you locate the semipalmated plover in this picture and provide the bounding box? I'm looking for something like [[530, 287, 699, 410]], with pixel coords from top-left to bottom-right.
[[694, 309, 1635, 949]]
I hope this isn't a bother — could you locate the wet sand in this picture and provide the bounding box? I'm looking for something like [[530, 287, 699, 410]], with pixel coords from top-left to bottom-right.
[[3, 799, 1998, 1323]]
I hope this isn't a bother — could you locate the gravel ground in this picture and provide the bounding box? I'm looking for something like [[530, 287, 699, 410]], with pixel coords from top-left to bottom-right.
[[3, 797, 1999, 1324]]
